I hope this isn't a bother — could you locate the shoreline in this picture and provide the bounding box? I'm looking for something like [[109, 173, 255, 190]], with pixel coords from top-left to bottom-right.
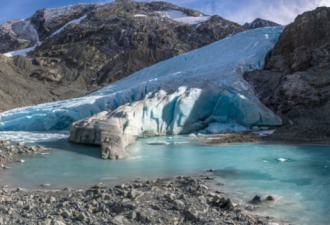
[[0, 132, 324, 225]]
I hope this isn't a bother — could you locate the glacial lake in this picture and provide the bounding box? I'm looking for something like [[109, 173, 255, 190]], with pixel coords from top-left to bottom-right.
[[0, 131, 330, 225]]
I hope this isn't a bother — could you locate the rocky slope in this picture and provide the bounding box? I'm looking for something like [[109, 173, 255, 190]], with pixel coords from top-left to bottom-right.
[[244, 7, 330, 143], [243, 18, 280, 29], [0, 0, 245, 112]]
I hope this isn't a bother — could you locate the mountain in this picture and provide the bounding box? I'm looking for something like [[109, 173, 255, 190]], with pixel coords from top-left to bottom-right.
[[0, 0, 245, 112], [243, 18, 281, 29], [245, 7, 330, 143], [0, 27, 283, 159]]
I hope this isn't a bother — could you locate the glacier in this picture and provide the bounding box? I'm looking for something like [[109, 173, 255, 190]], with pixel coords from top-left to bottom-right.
[[0, 27, 284, 158]]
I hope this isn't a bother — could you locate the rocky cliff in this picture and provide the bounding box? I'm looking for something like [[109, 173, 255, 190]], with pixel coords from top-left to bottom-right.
[[0, 0, 245, 111], [244, 7, 330, 143]]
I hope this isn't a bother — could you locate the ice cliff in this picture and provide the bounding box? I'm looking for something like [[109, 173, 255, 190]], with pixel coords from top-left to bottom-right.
[[0, 27, 283, 158]]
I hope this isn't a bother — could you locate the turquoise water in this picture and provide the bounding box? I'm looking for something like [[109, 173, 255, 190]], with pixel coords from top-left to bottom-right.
[[0, 132, 330, 225]]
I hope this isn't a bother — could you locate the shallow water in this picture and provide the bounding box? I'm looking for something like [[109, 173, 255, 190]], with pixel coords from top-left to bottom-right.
[[0, 132, 330, 225]]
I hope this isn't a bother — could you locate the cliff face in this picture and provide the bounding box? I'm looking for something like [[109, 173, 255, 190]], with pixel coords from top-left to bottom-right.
[[0, 1, 245, 111], [245, 7, 330, 143]]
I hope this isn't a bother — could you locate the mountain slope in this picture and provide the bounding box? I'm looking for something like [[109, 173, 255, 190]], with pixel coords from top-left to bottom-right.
[[245, 7, 330, 144], [0, 1, 245, 112], [243, 18, 281, 29]]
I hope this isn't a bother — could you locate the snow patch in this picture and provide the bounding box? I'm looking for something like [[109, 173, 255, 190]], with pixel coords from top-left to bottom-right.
[[134, 14, 147, 17], [3, 45, 37, 57], [49, 14, 86, 38], [156, 10, 210, 24]]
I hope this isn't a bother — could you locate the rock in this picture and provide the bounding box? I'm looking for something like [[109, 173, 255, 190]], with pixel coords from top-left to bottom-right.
[[128, 189, 138, 199], [40, 219, 52, 225], [53, 220, 66, 225], [77, 212, 88, 221], [245, 7, 330, 146], [47, 196, 56, 203], [266, 195, 274, 201], [245, 204, 254, 211], [16, 201, 24, 206], [173, 199, 186, 210], [62, 209, 71, 218], [221, 199, 235, 210], [137, 210, 151, 223], [212, 195, 223, 206], [164, 193, 175, 202], [250, 195, 261, 204], [101, 193, 111, 200], [127, 210, 137, 220], [112, 215, 133, 225], [184, 206, 200, 221], [40, 183, 51, 187]]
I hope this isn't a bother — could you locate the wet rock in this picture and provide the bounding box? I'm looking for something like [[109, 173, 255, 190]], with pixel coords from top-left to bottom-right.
[[245, 204, 254, 211], [266, 195, 274, 201], [221, 199, 235, 210], [250, 195, 262, 204]]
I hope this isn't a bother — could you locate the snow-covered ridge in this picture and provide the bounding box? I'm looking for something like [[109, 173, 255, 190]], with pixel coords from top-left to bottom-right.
[[156, 10, 211, 24], [0, 27, 284, 133]]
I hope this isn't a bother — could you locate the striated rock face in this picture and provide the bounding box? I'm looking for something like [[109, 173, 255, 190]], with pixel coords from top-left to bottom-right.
[[243, 18, 281, 29], [245, 7, 330, 142], [0, 0, 245, 111], [266, 7, 330, 73]]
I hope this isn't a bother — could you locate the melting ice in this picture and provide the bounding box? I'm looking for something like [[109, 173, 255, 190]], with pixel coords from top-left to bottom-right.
[[0, 27, 284, 134]]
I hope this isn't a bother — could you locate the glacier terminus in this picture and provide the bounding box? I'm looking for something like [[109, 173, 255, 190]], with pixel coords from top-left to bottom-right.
[[0, 27, 284, 159]]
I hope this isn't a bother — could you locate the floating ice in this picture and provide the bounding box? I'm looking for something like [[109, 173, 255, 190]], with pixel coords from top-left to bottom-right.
[[277, 158, 287, 162]]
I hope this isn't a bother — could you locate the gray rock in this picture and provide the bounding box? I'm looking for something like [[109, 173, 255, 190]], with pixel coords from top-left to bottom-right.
[[184, 206, 200, 221], [77, 212, 88, 221], [53, 220, 66, 225], [127, 210, 137, 220], [62, 209, 71, 218], [173, 199, 186, 210]]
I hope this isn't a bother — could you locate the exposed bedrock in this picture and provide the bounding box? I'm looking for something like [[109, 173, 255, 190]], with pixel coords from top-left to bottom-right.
[[245, 7, 330, 143]]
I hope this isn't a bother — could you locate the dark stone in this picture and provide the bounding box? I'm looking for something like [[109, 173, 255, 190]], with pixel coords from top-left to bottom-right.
[[250, 195, 261, 204]]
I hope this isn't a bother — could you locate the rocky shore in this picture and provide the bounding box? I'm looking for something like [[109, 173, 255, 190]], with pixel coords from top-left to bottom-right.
[[0, 140, 50, 169], [0, 139, 287, 225]]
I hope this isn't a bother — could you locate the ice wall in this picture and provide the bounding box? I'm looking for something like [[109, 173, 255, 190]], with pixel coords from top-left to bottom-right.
[[0, 27, 284, 134]]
